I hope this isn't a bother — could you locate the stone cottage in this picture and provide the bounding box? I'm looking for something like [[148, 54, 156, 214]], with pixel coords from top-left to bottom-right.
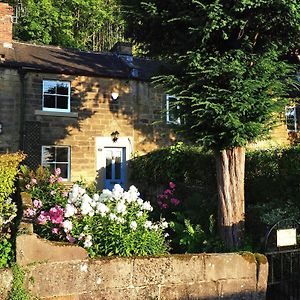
[[0, 2, 180, 189]]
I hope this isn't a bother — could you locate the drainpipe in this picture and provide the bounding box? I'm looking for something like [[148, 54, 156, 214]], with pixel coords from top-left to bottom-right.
[[18, 67, 26, 150]]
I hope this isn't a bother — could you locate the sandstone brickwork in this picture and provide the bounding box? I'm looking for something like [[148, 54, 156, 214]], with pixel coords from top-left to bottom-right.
[[19, 253, 267, 300]]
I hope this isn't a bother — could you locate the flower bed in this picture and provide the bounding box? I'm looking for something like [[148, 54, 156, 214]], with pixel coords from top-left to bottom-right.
[[21, 167, 169, 257]]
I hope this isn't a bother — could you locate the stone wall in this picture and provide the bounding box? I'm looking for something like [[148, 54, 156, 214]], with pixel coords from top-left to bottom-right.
[[26, 253, 268, 300], [0, 68, 22, 153], [0, 69, 176, 186], [1, 234, 268, 300]]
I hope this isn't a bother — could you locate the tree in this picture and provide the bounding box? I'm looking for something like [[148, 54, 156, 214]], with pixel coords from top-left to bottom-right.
[[121, 0, 300, 248], [9, 0, 125, 51]]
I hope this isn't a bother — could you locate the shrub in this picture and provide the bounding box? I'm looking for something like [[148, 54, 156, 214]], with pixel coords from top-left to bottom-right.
[[19, 165, 69, 210], [24, 176, 169, 257], [0, 152, 26, 268], [130, 144, 300, 250]]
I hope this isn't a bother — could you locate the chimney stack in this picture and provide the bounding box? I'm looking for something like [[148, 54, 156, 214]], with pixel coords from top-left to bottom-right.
[[0, 2, 13, 48], [110, 42, 133, 57]]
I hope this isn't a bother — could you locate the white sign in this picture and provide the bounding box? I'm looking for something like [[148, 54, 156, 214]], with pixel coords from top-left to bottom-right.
[[277, 228, 297, 247]]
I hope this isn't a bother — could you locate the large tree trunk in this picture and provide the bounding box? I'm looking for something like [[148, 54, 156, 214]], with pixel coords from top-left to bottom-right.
[[215, 147, 245, 249]]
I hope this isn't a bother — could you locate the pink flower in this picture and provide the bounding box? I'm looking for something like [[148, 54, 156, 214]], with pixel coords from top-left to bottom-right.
[[49, 205, 64, 224], [57, 177, 63, 183], [37, 211, 50, 225], [66, 234, 76, 244], [161, 203, 168, 209], [49, 175, 56, 184], [171, 198, 181, 206], [24, 208, 36, 218], [52, 228, 59, 235], [50, 190, 56, 195], [25, 184, 31, 190], [164, 189, 173, 196], [31, 178, 37, 185], [55, 168, 61, 176], [33, 199, 42, 209], [63, 191, 69, 197], [169, 182, 176, 189]]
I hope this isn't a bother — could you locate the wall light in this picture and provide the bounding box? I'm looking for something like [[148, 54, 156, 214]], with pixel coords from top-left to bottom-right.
[[111, 92, 119, 101], [0, 122, 3, 134], [111, 131, 119, 143]]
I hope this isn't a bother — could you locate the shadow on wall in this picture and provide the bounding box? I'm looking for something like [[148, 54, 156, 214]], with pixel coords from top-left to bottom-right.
[[20, 48, 177, 186]]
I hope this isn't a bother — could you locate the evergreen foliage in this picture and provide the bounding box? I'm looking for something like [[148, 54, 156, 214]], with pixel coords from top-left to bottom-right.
[[122, 0, 300, 149], [8, 0, 125, 51]]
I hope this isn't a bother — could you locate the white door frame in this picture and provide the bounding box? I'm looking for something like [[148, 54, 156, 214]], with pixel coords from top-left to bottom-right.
[[96, 137, 133, 190]]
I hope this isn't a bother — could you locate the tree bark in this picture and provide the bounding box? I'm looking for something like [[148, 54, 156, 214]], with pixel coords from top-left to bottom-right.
[[215, 147, 245, 249]]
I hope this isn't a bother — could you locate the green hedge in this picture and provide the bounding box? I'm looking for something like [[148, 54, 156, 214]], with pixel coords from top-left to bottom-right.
[[130, 144, 300, 248], [0, 152, 26, 203], [0, 152, 26, 268]]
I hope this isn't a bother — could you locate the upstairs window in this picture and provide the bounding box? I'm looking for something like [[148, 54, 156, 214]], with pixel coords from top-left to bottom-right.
[[286, 106, 300, 132], [41, 146, 71, 180], [42, 80, 71, 112], [166, 94, 181, 125]]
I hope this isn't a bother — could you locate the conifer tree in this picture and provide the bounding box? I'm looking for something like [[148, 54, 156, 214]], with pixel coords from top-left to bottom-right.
[[121, 0, 300, 248]]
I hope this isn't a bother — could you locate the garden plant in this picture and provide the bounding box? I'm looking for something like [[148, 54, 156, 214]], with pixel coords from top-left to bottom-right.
[[21, 167, 169, 257]]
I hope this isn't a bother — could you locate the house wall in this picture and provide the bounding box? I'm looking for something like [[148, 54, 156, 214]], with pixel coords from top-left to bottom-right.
[[0, 68, 21, 153], [1, 70, 175, 186]]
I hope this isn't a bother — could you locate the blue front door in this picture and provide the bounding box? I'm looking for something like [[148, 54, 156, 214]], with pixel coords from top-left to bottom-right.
[[104, 147, 125, 190]]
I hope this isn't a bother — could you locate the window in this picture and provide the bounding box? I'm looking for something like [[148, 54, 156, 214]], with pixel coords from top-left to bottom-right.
[[286, 106, 300, 132], [42, 80, 71, 112], [41, 146, 71, 180], [166, 94, 181, 124]]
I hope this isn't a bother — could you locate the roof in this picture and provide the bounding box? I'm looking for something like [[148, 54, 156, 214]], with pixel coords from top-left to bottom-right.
[[0, 41, 164, 81]]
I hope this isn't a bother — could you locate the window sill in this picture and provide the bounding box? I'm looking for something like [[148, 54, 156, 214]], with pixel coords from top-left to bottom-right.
[[35, 110, 78, 118]]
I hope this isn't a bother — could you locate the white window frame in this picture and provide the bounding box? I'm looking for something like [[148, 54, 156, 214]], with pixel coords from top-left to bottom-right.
[[166, 94, 181, 125], [41, 145, 71, 180], [42, 80, 71, 113]]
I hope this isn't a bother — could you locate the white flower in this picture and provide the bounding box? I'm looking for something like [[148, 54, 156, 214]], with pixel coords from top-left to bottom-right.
[[136, 211, 143, 217], [64, 204, 77, 218], [93, 194, 100, 202], [69, 184, 86, 205], [90, 200, 97, 208], [160, 219, 168, 229], [116, 202, 127, 215], [144, 221, 152, 229], [165, 233, 169, 237], [78, 233, 85, 240], [109, 213, 117, 221], [112, 184, 124, 200], [129, 221, 137, 231], [151, 224, 159, 231], [62, 220, 73, 232], [141, 201, 153, 211], [81, 195, 93, 216], [84, 235, 93, 248], [96, 203, 109, 216], [99, 189, 112, 202], [137, 198, 143, 206], [116, 217, 125, 224], [123, 185, 140, 203]]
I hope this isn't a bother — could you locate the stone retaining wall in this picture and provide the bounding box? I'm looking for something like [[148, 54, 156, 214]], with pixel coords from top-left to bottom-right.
[[0, 243, 268, 299]]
